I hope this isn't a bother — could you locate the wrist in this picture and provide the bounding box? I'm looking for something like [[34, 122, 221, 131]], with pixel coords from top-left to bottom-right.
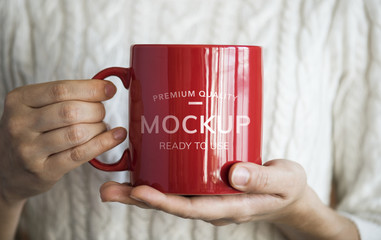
[[0, 196, 26, 210], [0, 190, 26, 240], [275, 187, 359, 240], [0, 183, 27, 210]]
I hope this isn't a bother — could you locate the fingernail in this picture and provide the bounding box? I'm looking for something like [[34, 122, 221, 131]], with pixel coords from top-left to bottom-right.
[[232, 167, 250, 187], [113, 128, 126, 140], [105, 83, 116, 98]]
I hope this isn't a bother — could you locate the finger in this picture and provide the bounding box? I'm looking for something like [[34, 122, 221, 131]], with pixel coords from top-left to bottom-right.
[[45, 127, 127, 177], [121, 185, 287, 222], [128, 186, 246, 221], [35, 123, 107, 156], [20, 80, 116, 108], [229, 160, 307, 197], [100, 182, 151, 209], [208, 219, 234, 226], [33, 101, 105, 132]]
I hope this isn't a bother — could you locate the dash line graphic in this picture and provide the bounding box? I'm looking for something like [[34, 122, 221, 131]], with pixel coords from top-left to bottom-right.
[[188, 101, 203, 105]]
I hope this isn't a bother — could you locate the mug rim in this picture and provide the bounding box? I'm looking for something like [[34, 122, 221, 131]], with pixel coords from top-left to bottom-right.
[[132, 44, 261, 49]]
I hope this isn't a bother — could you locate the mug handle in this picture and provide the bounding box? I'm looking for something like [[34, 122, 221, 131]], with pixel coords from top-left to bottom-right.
[[89, 67, 132, 171]]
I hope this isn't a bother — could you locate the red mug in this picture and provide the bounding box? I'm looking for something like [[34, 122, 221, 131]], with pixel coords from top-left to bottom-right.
[[90, 44, 262, 195]]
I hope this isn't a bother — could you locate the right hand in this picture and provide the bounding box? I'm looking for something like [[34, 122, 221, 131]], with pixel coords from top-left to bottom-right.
[[0, 80, 127, 205]]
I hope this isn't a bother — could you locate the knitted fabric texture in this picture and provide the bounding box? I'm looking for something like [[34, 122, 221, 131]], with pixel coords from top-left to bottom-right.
[[1, 0, 381, 239]]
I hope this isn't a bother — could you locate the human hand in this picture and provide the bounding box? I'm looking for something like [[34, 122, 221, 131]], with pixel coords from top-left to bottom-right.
[[100, 159, 360, 239], [0, 80, 127, 205], [100, 159, 308, 225]]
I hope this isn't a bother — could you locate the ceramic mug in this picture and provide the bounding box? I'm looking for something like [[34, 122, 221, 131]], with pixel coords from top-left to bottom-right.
[[90, 44, 262, 195]]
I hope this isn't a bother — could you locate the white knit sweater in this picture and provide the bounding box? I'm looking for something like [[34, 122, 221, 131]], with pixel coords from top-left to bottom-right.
[[1, 0, 381, 239]]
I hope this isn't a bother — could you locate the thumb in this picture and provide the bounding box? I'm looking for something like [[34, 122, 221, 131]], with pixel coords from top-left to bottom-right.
[[229, 160, 306, 195]]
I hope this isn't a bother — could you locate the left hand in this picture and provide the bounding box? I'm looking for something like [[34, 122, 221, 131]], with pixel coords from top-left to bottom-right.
[[99, 159, 309, 226]]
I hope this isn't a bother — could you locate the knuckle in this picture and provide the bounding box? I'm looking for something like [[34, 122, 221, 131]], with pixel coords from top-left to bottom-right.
[[60, 102, 79, 123], [18, 145, 43, 174], [50, 82, 69, 101], [284, 161, 306, 182], [292, 162, 307, 180], [182, 199, 209, 220], [257, 170, 270, 189], [250, 166, 269, 190], [6, 116, 25, 136], [233, 215, 252, 224], [25, 163, 44, 178], [70, 147, 85, 162], [177, 211, 194, 220], [4, 90, 20, 108], [17, 143, 32, 160], [66, 125, 86, 145], [95, 136, 112, 151], [88, 84, 100, 99], [287, 161, 307, 192]]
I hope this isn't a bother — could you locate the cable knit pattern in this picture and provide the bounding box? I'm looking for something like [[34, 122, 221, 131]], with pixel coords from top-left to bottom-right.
[[1, 0, 381, 239]]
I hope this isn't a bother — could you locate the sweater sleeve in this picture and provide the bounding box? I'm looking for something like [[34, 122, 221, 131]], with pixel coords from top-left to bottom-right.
[[333, 0, 381, 239]]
